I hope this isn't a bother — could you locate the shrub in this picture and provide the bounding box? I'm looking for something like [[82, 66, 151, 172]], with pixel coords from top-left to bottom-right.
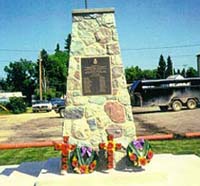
[[7, 97, 27, 114]]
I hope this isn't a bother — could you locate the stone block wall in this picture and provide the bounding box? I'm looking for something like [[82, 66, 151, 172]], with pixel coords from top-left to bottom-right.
[[63, 8, 136, 149]]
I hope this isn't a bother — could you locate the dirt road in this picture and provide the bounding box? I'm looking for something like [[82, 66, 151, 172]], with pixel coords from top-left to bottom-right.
[[0, 107, 200, 143], [0, 111, 63, 143], [134, 106, 200, 136]]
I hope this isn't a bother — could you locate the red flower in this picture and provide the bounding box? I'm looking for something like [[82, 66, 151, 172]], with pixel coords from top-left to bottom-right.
[[129, 153, 137, 161], [147, 150, 153, 160], [72, 160, 78, 167], [115, 143, 122, 150], [139, 157, 147, 166], [107, 150, 113, 156], [63, 136, 69, 143], [71, 144, 76, 150], [108, 135, 114, 141], [62, 144, 70, 155], [80, 165, 87, 173], [62, 157, 67, 163], [62, 150, 68, 156], [62, 164, 67, 170], [89, 161, 96, 170], [54, 143, 62, 150], [108, 155, 114, 162], [107, 163, 113, 169], [107, 142, 114, 150], [99, 143, 106, 149]]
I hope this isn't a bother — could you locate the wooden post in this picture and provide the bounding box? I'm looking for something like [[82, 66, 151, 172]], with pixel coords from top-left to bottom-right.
[[39, 52, 43, 100], [85, 0, 88, 9]]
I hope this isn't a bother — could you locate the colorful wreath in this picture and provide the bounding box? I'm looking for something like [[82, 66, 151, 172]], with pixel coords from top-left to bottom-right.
[[127, 139, 153, 167], [70, 146, 98, 174]]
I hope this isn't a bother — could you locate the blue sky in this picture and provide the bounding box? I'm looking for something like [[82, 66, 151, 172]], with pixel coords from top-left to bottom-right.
[[0, 0, 200, 78]]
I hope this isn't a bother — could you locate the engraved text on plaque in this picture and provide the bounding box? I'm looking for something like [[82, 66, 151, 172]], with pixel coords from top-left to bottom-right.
[[81, 57, 111, 95]]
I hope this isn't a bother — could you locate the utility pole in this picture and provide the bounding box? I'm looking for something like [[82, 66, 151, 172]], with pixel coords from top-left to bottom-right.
[[183, 64, 187, 78], [39, 52, 43, 100], [85, 0, 88, 9]]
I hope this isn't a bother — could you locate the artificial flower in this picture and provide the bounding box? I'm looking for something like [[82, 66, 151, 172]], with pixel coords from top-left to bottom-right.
[[108, 135, 114, 141], [107, 142, 114, 150], [139, 157, 147, 166], [129, 153, 137, 161], [99, 143, 106, 149], [147, 150, 153, 159]]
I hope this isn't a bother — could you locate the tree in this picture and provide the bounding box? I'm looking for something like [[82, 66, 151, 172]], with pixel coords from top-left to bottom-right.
[[64, 34, 71, 52], [55, 43, 60, 53], [125, 66, 156, 83], [0, 78, 8, 91], [177, 69, 181, 74], [142, 69, 157, 79], [156, 55, 166, 79], [4, 59, 37, 104], [181, 68, 186, 77], [47, 51, 69, 97], [165, 56, 173, 77], [186, 67, 197, 77], [125, 66, 143, 83]]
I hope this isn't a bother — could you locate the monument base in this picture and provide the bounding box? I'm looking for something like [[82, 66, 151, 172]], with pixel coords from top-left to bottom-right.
[[1, 154, 200, 186], [34, 154, 200, 186]]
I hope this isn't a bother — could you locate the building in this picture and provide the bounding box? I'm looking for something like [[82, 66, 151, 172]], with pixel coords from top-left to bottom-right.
[[0, 92, 24, 102]]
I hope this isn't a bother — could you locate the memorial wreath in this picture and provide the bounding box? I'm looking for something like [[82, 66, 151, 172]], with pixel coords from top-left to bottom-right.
[[70, 146, 98, 174], [127, 139, 153, 167]]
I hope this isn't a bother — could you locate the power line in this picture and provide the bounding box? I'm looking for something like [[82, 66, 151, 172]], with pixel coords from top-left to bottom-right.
[[0, 43, 200, 53], [0, 49, 54, 52], [122, 43, 200, 51], [0, 54, 196, 63]]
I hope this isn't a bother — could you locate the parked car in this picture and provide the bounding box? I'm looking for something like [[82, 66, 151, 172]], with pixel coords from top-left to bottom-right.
[[50, 98, 65, 109], [54, 99, 66, 118], [32, 100, 52, 112]]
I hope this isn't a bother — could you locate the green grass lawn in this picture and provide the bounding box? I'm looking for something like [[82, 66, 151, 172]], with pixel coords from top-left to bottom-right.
[[0, 139, 199, 165]]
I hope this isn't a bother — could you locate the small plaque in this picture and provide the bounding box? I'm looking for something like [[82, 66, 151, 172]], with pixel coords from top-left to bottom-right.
[[81, 57, 111, 96]]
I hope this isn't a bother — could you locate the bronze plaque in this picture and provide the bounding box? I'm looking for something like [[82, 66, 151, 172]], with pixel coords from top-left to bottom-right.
[[81, 57, 111, 95]]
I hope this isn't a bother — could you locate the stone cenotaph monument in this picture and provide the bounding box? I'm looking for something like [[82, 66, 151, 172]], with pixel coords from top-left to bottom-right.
[[63, 8, 136, 163]]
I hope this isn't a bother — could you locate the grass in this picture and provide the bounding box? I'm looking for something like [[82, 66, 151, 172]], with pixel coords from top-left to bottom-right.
[[0, 139, 199, 165], [0, 147, 60, 165], [150, 139, 200, 156]]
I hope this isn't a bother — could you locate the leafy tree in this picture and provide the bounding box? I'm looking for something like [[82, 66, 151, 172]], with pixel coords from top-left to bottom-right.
[[125, 66, 143, 83], [125, 66, 157, 83], [48, 51, 69, 96], [142, 69, 157, 79], [7, 97, 27, 114], [156, 55, 166, 79], [165, 56, 173, 77], [186, 67, 197, 77], [0, 78, 8, 91], [36, 48, 69, 99], [4, 59, 36, 105]]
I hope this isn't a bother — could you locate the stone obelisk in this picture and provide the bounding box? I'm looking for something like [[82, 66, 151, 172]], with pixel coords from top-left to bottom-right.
[[63, 8, 136, 151]]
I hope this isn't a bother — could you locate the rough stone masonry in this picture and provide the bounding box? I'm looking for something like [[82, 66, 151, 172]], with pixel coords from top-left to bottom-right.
[[63, 8, 136, 150]]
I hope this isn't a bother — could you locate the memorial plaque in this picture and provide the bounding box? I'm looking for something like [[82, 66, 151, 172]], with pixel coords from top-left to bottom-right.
[[81, 57, 111, 95]]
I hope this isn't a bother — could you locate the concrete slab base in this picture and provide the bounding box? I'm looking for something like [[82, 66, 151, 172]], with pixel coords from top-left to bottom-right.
[[0, 154, 200, 186], [35, 154, 200, 186]]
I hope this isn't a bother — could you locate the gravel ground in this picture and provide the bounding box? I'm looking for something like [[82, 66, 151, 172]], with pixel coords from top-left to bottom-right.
[[134, 106, 200, 136], [0, 107, 200, 143]]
